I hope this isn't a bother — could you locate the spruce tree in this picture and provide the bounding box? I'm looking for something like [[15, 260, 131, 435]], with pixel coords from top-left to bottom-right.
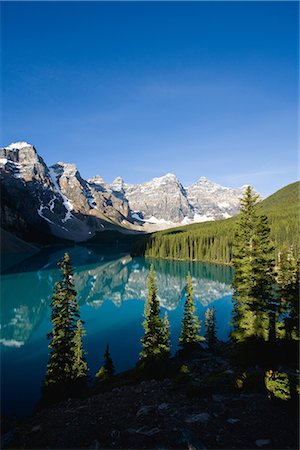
[[277, 248, 299, 339], [205, 307, 217, 349], [179, 272, 204, 350], [231, 186, 276, 342], [95, 344, 115, 381], [162, 311, 171, 356], [140, 265, 168, 364], [45, 253, 87, 394], [72, 320, 88, 382]]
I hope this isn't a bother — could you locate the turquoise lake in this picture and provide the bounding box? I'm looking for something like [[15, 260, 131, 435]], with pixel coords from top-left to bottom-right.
[[0, 246, 233, 417]]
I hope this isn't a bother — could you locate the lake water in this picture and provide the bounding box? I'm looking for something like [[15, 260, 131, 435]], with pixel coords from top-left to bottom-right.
[[0, 246, 233, 417]]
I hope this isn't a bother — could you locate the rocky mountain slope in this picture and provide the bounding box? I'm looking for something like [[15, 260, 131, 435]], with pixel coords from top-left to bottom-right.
[[109, 173, 248, 227], [0, 142, 251, 243], [187, 177, 245, 221], [0, 143, 135, 243], [116, 173, 193, 225]]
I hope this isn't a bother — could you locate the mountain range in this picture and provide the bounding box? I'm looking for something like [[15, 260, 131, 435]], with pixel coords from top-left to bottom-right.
[[0, 141, 252, 244]]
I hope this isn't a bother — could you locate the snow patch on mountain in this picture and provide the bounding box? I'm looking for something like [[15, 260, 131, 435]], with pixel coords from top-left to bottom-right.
[[86, 191, 97, 209], [147, 216, 173, 225], [37, 205, 56, 225], [0, 158, 23, 179], [111, 176, 126, 200], [55, 162, 77, 178], [88, 175, 109, 193], [49, 166, 73, 222], [194, 213, 215, 223], [48, 197, 56, 212], [5, 142, 32, 150]]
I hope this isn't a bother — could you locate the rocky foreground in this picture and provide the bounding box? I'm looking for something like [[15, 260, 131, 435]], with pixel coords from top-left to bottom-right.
[[2, 348, 298, 450]]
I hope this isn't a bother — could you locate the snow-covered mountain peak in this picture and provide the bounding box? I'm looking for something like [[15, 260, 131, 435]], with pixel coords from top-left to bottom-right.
[[51, 162, 78, 178], [112, 176, 124, 184], [188, 177, 232, 195], [192, 176, 221, 187], [163, 172, 177, 179], [111, 176, 125, 192], [120, 172, 192, 224], [153, 172, 178, 183], [1, 142, 38, 163], [88, 175, 110, 193], [89, 175, 106, 185], [5, 141, 33, 150], [0, 141, 50, 184]]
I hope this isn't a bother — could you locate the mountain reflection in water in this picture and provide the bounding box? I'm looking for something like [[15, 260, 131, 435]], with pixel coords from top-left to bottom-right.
[[1, 247, 233, 416]]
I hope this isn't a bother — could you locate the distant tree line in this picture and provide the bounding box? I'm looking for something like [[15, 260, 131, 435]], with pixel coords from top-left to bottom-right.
[[143, 258, 233, 285], [143, 226, 234, 264]]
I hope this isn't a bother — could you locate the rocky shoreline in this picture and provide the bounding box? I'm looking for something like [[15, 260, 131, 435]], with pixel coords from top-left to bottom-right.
[[2, 346, 298, 450]]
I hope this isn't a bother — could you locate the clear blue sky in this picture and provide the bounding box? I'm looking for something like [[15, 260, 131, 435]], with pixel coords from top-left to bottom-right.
[[1, 1, 299, 196]]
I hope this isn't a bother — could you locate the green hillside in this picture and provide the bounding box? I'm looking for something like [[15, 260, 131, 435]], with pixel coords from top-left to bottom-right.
[[133, 181, 299, 265]]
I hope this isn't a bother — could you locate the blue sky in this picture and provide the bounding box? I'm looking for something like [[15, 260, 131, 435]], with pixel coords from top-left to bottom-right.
[[1, 1, 298, 196]]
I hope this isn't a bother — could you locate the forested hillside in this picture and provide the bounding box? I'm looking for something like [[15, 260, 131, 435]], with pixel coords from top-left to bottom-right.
[[133, 182, 299, 265]]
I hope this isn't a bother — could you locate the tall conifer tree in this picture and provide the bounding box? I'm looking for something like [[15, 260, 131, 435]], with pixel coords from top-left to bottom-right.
[[72, 319, 88, 382], [231, 186, 276, 341], [179, 272, 204, 350], [96, 344, 115, 381], [162, 311, 171, 356], [277, 248, 299, 339], [140, 265, 168, 363], [205, 307, 217, 349], [45, 253, 87, 393]]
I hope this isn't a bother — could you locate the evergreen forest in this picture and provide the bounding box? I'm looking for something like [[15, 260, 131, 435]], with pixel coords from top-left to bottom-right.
[[132, 182, 299, 265]]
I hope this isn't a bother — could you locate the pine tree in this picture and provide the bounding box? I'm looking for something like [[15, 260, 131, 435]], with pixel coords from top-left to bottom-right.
[[140, 265, 169, 364], [44, 253, 87, 394], [179, 272, 204, 350], [231, 186, 276, 342], [95, 344, 115, 381], [162, 311, 171, 356], [72, 320, 88, 382], [277, 248, 299, 339], [205, 307, 217, 349]]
